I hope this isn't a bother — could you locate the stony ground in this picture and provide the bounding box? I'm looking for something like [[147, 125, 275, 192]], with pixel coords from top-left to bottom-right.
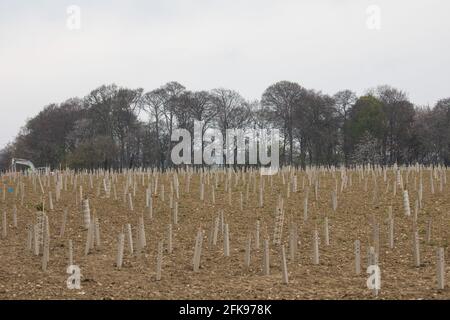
[[0, 167, 449, 300]]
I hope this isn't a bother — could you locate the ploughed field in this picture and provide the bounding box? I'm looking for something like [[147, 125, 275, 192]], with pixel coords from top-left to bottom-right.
[[0, 166, 449, 300]]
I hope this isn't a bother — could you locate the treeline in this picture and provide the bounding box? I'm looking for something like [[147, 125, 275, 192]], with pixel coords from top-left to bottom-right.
[[0, 81, 449, 170]]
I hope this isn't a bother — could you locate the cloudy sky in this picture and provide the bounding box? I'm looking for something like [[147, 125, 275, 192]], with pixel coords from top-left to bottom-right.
[[1, 0, 449, 148]]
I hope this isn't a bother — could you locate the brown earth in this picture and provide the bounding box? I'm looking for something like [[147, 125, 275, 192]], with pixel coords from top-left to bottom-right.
[[0, 168, 449, 300]]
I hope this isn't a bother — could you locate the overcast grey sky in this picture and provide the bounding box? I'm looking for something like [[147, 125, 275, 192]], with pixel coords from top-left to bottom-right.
[[1, 0, 449, 149]]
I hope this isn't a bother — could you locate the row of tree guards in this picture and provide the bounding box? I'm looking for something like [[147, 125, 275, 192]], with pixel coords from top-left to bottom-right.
[[0, 164, 448, 294]]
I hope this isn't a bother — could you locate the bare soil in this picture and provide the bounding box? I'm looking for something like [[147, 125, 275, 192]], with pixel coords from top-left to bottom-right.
[[0, 169, 449, 300]]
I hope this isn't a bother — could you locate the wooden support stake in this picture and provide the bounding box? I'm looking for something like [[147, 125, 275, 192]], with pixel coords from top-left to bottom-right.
[[82, 199, 91, 230], [68, 239, 73, 266], [156, 241, 163, 281], [224, 224, 230, 257], [116, 233, 125, 269], [437, 247, 445, 290], [128, 193, 134, 211], [312, 230, 319, 265], [303, 196, 308, 221], [281, 245, 289, 284], [49, 191, 54, 211], [240, 192, 243, 211], [255, 220, 260, 250], [94, 217, 101, 249], [388, 218, 394, 249], [126, 223, 134, 255], [167, 224, 173, 254], [42, 215, 50, 271], [200, 183, 204, 201], [26, 225, 33, 251], [413, 230, 420, 267], [259, 186, 263, 208], [193, 230, 203, 272], [173, 202, 178, 225], [34, 224, 40, 255], [289, 224, 298, 261], [213, 217, 219, 246], [403, 190, 411, 216], [84, 221, 94, 256]]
